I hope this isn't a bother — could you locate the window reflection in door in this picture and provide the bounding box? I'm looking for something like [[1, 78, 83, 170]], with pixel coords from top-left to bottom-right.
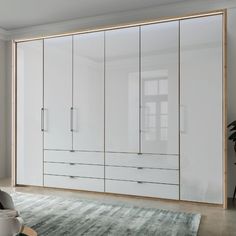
[[142, 70, 168, 142]]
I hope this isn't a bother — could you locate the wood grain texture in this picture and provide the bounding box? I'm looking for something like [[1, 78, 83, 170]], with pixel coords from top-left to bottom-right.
[[22, 226, 37, 236]]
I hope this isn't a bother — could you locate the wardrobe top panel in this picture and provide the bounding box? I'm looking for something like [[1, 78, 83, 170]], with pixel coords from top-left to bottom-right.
[[14, 10, 225, 43]]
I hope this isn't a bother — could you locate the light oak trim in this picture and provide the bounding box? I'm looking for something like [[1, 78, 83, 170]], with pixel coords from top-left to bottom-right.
[[13, 9, 225, 43], [222, 10, 228, 209], [12, 9, 228, 207]]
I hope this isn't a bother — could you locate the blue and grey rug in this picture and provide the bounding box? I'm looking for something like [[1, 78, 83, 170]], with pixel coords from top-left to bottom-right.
[[12, 192, 201, 236]]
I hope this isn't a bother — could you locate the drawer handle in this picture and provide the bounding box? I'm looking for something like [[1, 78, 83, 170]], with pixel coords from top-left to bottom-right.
[[69, 163, 76, 166], [69, 176, 76, 179], [137, 167, 143, 170], [137, 181, 143, 184]]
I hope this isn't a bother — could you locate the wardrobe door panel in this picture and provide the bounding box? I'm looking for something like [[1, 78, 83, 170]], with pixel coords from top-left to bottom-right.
[[44, 36, 73, 150], [141, 21, 179, 155], [73, 32, 104, 151], [17, 40, 43, 186], [180, 15, 223, 204], [105, 27, 139, 153]]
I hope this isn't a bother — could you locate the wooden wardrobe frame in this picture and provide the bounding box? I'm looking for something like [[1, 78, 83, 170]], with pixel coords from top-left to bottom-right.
[[11, 9, 228, 208]]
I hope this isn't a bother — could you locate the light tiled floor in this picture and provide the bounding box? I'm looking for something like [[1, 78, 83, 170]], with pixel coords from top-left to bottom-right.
[[1, 178, 236, 236]]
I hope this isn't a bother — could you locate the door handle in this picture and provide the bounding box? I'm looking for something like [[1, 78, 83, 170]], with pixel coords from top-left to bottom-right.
[[70, 107, 73, 132], [41, 108, 44, 131], [180, 105, 185, 133]]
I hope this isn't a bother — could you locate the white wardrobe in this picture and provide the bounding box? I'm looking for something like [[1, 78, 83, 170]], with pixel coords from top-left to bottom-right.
[[16, 12, 226, 204]]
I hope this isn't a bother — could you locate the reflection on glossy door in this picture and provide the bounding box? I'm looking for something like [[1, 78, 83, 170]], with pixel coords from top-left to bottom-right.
[[17, 40, 43, 186], [44, 36, 73, 150], [73, 32, 104, 151], [105, 27, 139, 153], [180, 15, 223, 203], [141, 21, 179, 155]]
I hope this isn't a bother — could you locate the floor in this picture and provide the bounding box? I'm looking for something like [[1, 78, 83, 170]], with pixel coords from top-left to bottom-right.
[[1, 178, 236, 236]]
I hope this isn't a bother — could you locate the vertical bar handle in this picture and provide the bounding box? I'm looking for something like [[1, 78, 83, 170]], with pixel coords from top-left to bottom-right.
[[41, 108, 44, 131], [70, 107, 73, 132], [180, 105, 185, 133]]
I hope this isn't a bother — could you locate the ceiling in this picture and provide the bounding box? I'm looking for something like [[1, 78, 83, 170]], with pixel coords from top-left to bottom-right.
[[0, 0, 187, 30]]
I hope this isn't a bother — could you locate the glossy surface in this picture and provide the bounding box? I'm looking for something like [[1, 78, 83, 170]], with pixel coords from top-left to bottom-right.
[[105, 27, 139, 153], [106, 180, 179, 200], [141, 21, 179, 155], [44, 150, 104, 165], [106, 166, 179, 184], [44, 162, 104, 178], [73, 32, 104, 151], [180, 15, 223, 204], [17, 40, 43, 186], [44, 36, 73, 150], [44, 175, 104, 192], [105, 152, 179, 169], [15, 14, 225, 204]]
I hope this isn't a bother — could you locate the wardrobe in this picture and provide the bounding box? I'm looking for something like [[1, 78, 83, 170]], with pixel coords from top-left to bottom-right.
[[16, 12, 226, 205]]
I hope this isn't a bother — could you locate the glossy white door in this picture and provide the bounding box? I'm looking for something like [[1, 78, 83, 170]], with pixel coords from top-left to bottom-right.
[[73, 32, 104, 151], [17, 40, 43, 186], [141, 21, 179, 155], [180, 15, 223, 203], [44, 36, 73, 150], [105, 27, 139, 153]]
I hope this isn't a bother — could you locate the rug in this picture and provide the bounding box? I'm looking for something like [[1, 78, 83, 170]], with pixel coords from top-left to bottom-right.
[[12, 192, 201, 236]]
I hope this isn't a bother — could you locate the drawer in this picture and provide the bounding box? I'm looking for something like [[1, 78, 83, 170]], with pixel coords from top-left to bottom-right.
[[106, 180, 179, 200], [44, 175, 104, 192], [105, 153, 178, 169], [106, 166, 179, 184], [44, 150, 104, 165], [44, 162, 104, 179]]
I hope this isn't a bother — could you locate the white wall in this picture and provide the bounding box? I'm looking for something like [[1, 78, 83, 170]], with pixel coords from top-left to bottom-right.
[[0, 39, 6, 178], [2, 0, 236, 197]]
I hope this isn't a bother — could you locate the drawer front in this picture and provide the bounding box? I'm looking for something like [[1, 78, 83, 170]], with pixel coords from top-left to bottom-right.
[[44, 175, 104, 192], [44, 150, 104, 165], [106, 166, 179, 184], [105, 153, 178, 169], [106, 180, 179, 200], [44, 162, 104, 178]]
